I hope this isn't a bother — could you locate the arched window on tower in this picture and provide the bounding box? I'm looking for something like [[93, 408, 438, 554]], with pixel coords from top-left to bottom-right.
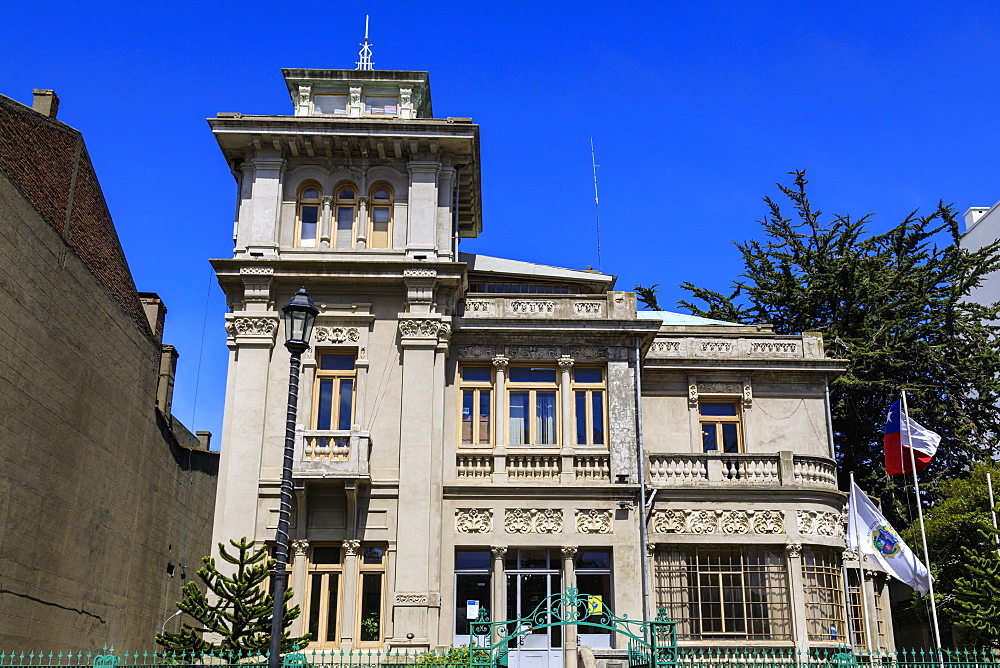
[[296, 184, 321, 247], [368, 185, 393, 249], [334, 185, 356, 248]]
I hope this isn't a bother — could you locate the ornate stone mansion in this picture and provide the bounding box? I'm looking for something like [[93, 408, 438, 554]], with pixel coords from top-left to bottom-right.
[[208, 66, 893, 666]]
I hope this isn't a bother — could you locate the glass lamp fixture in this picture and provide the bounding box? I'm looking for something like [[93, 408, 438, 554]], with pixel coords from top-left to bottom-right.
[[282, 287, 319, 353]]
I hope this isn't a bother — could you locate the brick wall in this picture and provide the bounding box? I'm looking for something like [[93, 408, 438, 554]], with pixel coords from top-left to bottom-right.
[[0, 107, 218, 650], [0, 95, 150, 337]]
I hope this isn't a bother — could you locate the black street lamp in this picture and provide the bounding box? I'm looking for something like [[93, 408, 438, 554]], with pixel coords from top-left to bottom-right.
[[269, 287, 319, 668]]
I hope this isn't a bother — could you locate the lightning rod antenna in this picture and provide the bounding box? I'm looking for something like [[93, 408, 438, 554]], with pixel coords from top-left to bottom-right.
[[356, 15, 374, 70], [590, 137, 603, 272]]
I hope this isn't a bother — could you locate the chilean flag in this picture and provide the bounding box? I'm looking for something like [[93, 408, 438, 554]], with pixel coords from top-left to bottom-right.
[[884, 399, 941, 475]]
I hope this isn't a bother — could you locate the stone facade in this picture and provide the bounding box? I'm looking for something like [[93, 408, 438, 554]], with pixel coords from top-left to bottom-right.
[[209, 68, 894, 664], [0, 92, 219, 651]]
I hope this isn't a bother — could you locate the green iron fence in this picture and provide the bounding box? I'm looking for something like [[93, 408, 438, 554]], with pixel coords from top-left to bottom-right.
[[2, 648, 999, 668]]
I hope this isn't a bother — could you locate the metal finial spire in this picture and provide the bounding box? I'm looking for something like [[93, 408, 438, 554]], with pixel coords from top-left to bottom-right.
[[356, 15, 374, 70]]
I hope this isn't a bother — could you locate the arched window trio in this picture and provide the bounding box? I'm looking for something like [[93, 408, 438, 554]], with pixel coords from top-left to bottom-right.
[[295, 182, 394, 249]]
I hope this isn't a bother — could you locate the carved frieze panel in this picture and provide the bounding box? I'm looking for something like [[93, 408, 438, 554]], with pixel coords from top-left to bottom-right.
[[505, 346, 558, 360], [403, 269, 437, 278], [698, 382, 741, 394], [568, 346, 608, 360], [458, 345, 497, 359], [399, 319, 443, 338], [648, 340, 682, 357], [651, 509, 786, 535], [465, 300, 495, 315], [510, 300, 555, 315], [750, 341, 799, 354], [395, 593, 428, 605], [225, 317, 278, 337], [700, 341, 733, 353], [574, 301, 604, 316], [456, 509, 493, 534], [796, 510, 844, 537], [575, 509, 613, 534], [239, 265, 274, 275], [314, 326, 361, 343], [505, 508, 563, 534]]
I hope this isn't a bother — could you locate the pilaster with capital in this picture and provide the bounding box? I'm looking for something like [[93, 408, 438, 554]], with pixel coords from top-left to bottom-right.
[[490, 546, 507, 630], [785, 542, 808, 651], [561, 545, 579, 668], [288, 539, 310, 636], [492, 355, 509, 481], [558, 356, 576, 481], [320, 196, 333, 248], [341, 540, 361, 646]]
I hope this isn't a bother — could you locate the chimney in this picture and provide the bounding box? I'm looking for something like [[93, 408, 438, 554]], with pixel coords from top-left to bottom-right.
[[32, 89, 60, 118], [138, 292, 167, 343], [964, 207, 991, 231]]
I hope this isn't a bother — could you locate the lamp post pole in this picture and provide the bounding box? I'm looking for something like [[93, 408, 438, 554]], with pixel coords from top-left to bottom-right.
[[269, 288, 318, 668]]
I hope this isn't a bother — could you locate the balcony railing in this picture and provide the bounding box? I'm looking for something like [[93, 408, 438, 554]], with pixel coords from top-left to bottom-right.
[[293, 429, 371, 478], [648, 452, 837, 488], [455, 451, 611, 482]]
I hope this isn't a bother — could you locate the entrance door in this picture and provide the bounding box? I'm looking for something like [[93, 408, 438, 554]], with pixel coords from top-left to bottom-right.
[[506, 549, 562, 668]]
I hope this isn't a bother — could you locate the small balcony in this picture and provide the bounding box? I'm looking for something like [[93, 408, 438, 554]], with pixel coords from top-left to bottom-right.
[[647, 452, 837, 489], [455, 450, 611, 482], [293, 429, 371, 479]]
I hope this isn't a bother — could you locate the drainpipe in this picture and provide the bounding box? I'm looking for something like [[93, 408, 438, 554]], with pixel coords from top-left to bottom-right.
[[634, 336, 651, 625]]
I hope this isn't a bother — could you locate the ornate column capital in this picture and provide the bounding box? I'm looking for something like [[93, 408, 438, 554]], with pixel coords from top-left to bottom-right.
[[560, 545, 578, 558], [843, 548, 860, 561], [292, 539, 310, 556], [224, 315, 279, 345], [785, 541, 803, 558], [344, 539, 361, 556], [646, 542, 657, 558], [492, 354, 509, 371], [557, 355, 575, 371], [490, 545, 508, 558]]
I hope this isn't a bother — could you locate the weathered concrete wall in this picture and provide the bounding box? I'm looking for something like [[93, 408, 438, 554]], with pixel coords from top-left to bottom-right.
[[0, 171, 218, 650]]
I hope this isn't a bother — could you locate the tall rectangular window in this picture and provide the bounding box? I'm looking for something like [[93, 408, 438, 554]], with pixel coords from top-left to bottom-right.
[[654, 546, 791, 641], [460, 365, 492, 446], [507, 366, 558, 446], [802, 547, 846, 642], [576, 550, 613, 648], [357, 545, 386, 645], [304, 545, 342, 646], [573, 367, 606, 447], [454, 550, 492, 639], [700, 401, 742, 453], [314, 353, 356, 431]]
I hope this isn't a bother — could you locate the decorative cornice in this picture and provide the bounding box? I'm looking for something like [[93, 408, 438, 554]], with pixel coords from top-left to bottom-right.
[[239, 265, 274, 275], [225, 316, 279, 339]]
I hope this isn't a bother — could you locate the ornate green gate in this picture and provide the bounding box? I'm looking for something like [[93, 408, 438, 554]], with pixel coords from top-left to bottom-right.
[[467, 587, 676, 668]]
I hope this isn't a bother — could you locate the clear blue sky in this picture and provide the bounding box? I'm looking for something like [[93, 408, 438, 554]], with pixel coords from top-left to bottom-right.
[[4, 1, 1000, 443]]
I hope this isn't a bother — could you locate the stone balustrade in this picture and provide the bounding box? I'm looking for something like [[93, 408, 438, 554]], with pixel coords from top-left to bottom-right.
[[461, 294, 622, 320], [293, 429, 370, 478], [454, 451, 611, 482], [648, 451, 837, 488]]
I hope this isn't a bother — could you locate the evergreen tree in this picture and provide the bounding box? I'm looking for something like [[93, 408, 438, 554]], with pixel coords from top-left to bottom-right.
[[953, 530, 1000, 645], [642, 171, 1000, 519], [155, 537, 310, 654]]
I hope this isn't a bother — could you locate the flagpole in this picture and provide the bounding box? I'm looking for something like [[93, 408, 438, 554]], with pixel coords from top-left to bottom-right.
[[849, 473, 876, 655], [841, 478, 859, 654], [900, 391, 943, 652]]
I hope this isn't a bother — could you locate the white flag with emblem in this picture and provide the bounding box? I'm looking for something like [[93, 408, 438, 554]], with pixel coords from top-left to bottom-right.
[[846, 482, 932, 595]]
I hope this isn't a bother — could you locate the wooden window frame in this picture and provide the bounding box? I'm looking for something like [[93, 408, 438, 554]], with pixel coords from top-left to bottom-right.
[[304, 544, 343, 647], [802, 547, 847, 642], [459, 364, 493, 448], [296, 183, 322, 248], [312, 351, 357, 431], [572, 366, 607, 448], [356, 544, 387, 646], [333, 185, 357, 249], [367, 184, 393, 249], [506, 366, 560, 447], [699, 400, 743, 453]]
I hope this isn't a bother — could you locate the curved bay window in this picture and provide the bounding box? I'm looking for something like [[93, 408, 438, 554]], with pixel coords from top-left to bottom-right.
[[802, 547, 847, 642], [314, 353, 356, 432], [654, 546, 791, 641], [305, 545, 342, 646], [368, 185, 393, 249], [508, 366, 558, 446], [296, 184, 321, 247], [334, 186, 356, 248]]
